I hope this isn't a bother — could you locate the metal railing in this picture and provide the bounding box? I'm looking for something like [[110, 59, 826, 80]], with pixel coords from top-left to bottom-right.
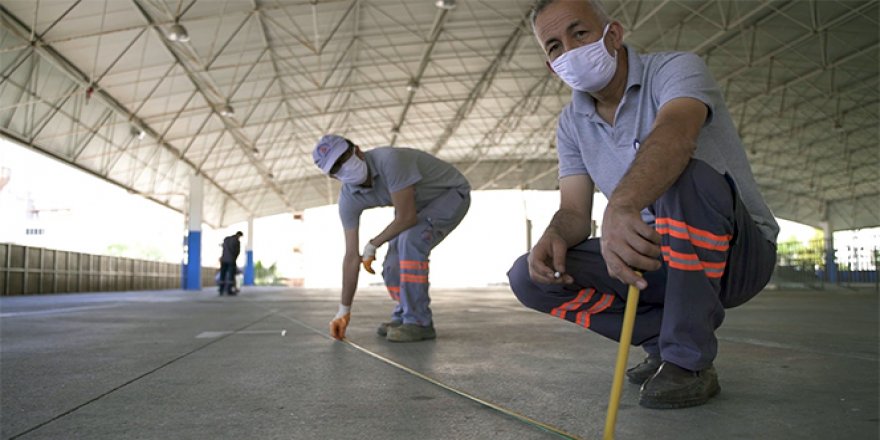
[[773, 238, 879, 290], [0, 243, 217, 296], [3, 239, 877, 295]]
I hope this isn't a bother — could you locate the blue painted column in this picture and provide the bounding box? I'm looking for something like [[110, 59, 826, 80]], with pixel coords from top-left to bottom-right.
[[244, 217, 255, 286], [185, 174, 203, 290]]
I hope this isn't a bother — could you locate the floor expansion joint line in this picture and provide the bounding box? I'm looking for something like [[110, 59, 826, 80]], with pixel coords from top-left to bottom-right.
[[264, 307, 584, 440], [343, 339, 585, 440], [6, 312, 278, 440]]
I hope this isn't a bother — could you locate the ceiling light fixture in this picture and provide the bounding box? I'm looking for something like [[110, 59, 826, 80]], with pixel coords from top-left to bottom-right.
[[435, 0, 456, 10], [131, 126, 146, 140], [167, 22, 190, 42], [220, 104, 234, 117]]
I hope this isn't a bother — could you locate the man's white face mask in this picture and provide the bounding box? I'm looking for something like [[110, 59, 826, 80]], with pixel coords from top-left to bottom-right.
[[550, 23, 617, 93], [333, 154, 368, 185]]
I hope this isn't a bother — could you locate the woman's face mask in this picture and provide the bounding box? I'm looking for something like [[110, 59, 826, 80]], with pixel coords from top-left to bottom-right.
[[549, 23, 617, 93], [333, 155, 368, 185]]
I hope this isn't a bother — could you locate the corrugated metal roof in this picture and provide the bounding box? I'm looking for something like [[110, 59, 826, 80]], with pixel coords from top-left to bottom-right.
[[1, 0, 877, 229]]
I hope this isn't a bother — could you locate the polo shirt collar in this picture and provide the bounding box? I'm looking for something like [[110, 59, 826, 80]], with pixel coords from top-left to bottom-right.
[[571, 44, 643, 117]]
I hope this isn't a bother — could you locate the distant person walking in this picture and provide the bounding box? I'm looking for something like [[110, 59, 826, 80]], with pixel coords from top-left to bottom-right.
[[219, 231, 243, 296]]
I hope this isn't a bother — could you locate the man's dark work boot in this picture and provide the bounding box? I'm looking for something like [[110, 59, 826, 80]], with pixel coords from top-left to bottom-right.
[[376, 321, 402, 337], [626, 354, 661, 384], [386, 323, 436, 342], [639, 362, 720, 409]]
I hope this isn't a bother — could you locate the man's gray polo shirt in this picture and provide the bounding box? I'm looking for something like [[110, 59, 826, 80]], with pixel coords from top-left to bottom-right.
[[556, 45, 779, 243], [338, 147, 470, 230]]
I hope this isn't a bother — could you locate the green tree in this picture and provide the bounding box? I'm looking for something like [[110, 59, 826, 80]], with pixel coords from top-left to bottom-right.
[[106, 243, 129, 256], [254, 260, 284, 285], [105, 243, 168, 262], [777, 229, 824, 270]]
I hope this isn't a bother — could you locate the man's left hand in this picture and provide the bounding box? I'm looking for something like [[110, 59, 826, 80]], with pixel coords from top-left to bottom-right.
[[362, 242, 377, 259], [361, 242, 378, 274], [600, 204, 662, 289]]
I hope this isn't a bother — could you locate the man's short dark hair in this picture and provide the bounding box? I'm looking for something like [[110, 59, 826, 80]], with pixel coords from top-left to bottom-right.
[[530, 0, 611, 32], [235, 231, 243, 237]]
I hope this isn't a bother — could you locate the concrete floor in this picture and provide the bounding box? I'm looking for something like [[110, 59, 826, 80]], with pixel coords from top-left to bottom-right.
[[1, 286, 877, 440]]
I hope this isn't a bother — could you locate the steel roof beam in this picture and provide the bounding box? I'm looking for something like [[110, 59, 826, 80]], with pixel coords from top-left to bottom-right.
[[459, 74, 555, 174], [429, 11, 529, 155], [471, 113, 559, 190], [691, 0, 786, 55], [133, 0, 292, 216], [205, 12, 255, 70], [714, 1, 876, 84], [0, 127, 198, 223], [727, 42, 879, 135], [254, 0, 357, 191], [0, 52, 37, 129], [0, 2, 250, 219], [388, 6, 451, 146]]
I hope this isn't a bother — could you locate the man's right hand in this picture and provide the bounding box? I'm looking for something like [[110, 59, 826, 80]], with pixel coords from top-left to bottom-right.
[[528, 229, 574, 285], [600, 203, 662, 290]]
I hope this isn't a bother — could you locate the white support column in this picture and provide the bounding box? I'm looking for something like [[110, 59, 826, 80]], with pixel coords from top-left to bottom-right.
[[184, 174, 203, 290], [244, 217, 255, 286]]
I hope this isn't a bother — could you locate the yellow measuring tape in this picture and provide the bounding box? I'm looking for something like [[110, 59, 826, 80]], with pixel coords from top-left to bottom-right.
[[344, 339, 585, 440], [603, 279, 641, 440]]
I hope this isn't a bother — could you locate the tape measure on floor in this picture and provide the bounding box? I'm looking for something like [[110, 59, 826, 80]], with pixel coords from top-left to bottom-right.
[[344, 339, 585, 440], [258, 305, 586, 439]]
